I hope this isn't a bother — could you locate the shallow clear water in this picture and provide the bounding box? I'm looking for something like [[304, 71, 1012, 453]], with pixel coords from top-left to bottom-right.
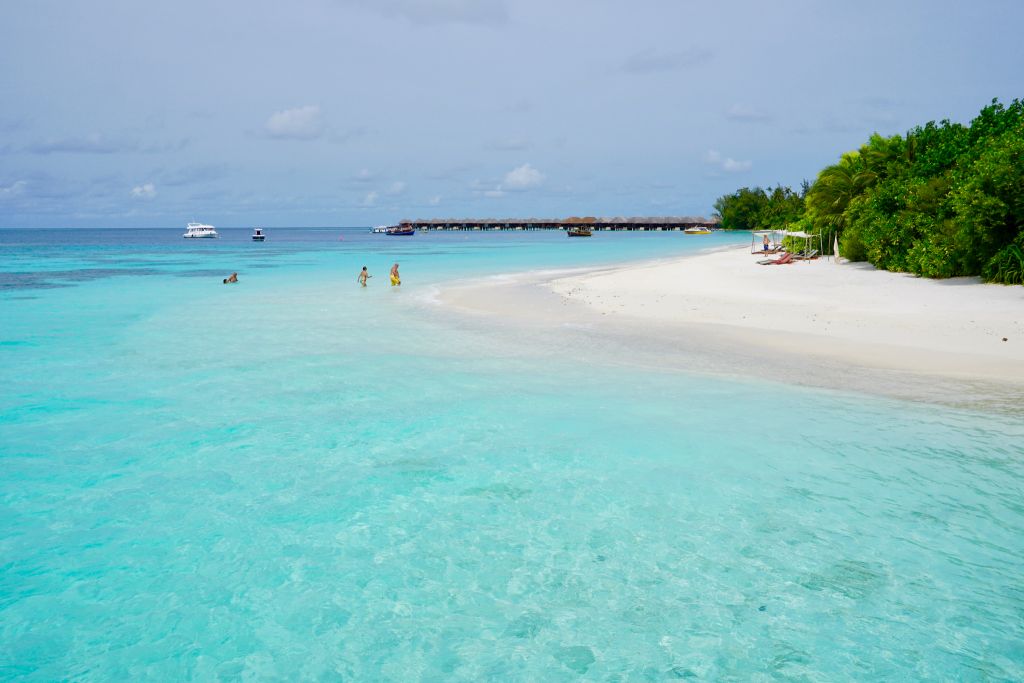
[[2, 228, 1022, 680]]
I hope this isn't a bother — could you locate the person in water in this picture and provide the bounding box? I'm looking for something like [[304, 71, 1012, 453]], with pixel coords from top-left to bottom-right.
[[223, 272, 238, 284], [389, 263, 401, 287], [357, 266, 372, 287]]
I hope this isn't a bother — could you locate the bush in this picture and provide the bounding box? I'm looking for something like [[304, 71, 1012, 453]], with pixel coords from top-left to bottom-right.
[[840, 232, 868, 262], [716, 99, 1023, 284], [983, 237, 1024, 284], [907, 233, 958, 278]]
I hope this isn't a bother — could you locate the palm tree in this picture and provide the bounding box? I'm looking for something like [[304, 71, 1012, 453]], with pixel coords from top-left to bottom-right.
[[861, 133, 907, 178], [806, 152, 877, 231]]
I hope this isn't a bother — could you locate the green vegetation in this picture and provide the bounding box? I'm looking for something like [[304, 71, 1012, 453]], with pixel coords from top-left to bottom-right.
[[712, 184, 806, 232], [712, 99, 1024, 284]]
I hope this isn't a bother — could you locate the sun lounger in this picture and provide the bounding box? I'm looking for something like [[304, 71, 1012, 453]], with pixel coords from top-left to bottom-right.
[[759, 252, 794, 265], [792, 249, 819, 260]]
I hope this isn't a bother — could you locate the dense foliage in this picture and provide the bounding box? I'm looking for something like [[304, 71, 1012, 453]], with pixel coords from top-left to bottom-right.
[[713, 99, 1024, 284], [712, 184, 806, 232]]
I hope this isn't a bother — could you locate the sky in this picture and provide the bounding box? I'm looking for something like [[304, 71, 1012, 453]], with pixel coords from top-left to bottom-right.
[[1, 0, 1022, 228]]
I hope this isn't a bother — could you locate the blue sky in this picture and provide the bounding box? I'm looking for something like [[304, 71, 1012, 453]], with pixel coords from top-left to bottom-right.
[[1, 0, 1022, 227]]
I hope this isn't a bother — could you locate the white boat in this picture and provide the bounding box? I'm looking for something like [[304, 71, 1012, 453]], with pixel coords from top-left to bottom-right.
[[371, 225, 390, 233], [683, 226, 712, 235], [252, 228, 266, 241], [183, 222, 218, 238]]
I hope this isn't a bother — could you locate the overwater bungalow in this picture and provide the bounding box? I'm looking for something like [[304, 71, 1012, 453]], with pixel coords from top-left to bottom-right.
[[391, 216, 721, 232]]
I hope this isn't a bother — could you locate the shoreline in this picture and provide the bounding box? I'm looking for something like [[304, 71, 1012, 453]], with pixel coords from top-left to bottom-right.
[[436, 246, 1024, 411]]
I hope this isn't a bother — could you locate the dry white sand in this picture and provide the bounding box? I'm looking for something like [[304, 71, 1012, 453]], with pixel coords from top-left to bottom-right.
[[438, 246, 1024, 404], [547, 246, 1024, 383]]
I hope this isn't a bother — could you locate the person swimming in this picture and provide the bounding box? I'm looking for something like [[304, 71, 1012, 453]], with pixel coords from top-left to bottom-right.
[[389, 263, 401, 287], [357, 266, 372, 287], [223, 272, 238, 284]]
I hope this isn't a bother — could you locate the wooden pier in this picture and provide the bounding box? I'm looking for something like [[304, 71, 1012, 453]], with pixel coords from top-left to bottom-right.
[[390, 216, 721, 232]]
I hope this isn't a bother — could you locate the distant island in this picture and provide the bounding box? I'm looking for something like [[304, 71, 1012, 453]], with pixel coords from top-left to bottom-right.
[[713, 99, 1024, 284]]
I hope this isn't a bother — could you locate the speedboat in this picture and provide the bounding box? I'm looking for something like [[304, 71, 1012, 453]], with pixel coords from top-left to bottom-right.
[[183, 222, 218, 238], [371, 225, 390, 233], [252, 228, 266, 241], [386, 227, 415, 236], [684, 226, 712, 235]]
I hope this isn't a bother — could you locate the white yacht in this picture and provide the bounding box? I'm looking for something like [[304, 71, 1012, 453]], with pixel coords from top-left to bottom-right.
[[183, 222, 218, 238], [371, 225, 390, 233]]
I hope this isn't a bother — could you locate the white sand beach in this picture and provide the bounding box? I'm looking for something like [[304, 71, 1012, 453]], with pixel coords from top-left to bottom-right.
[[440, 246, 1024, 404]]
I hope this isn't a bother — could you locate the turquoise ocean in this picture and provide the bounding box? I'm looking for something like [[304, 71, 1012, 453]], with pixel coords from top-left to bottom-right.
[[1, 228, 1022, 680]]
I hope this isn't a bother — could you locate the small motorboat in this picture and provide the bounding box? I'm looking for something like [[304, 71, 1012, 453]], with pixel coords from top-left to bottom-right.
[[371, 225, 390, 233], [684, 226, 712, 235], [567, 227, 592, 237], [251, 228, 266, 241], [386, 227, 415, 236]]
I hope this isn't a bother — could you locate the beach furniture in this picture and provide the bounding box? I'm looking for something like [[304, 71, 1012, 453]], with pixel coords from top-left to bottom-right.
[[759, 252, 794, 265]]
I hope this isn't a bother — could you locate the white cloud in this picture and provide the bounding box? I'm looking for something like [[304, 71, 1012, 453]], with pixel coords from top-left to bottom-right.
[[428, 195, 441, 205], [503, 163, 544, 190], [131, 182, 156, 199], [353, 168, 375, 182], [0, 180, 27, 199], [363, 191, 378, 206], [387, 181, 407, 195], [722, 158, 753, 172], [473, 163, 544, 198], [704, 149, 752, 173], [265, 105, 324, 140]]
